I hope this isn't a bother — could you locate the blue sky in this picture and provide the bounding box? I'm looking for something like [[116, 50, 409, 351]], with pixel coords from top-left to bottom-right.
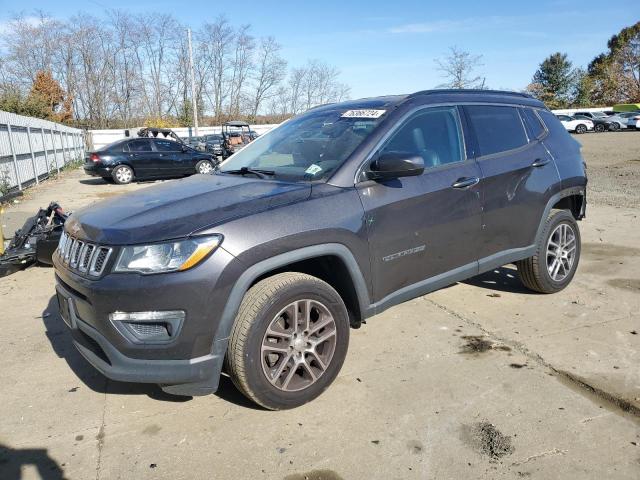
[[1, 0, 638, 98]]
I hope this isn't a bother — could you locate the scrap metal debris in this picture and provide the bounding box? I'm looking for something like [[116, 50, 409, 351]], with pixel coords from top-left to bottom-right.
[[0, 202, 67, 277]]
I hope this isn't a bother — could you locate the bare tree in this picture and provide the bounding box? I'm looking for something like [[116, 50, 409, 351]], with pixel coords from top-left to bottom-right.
[[250, 36, 286, 118], [227, 25, 255, 118], [200, 16, 233, 121], [435, 46, 485, 89], [0, 10, 351, 126]]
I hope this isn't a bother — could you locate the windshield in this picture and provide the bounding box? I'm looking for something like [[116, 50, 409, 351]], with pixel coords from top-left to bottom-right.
[[218, 107, 386, 181]]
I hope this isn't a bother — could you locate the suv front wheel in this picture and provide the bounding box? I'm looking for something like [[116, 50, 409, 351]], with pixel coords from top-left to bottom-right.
[[517, 210, 581, 293], [226, 272, 350, 410]]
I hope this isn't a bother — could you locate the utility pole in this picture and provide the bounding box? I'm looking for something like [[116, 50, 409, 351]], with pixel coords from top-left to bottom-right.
[[187, 28, 199, 136]]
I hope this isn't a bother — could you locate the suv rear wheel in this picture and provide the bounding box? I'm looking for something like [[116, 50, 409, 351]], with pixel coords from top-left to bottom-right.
[[575, 124, 587, 134], [517, 210, 581, 293], [226, 272, 350, 410]]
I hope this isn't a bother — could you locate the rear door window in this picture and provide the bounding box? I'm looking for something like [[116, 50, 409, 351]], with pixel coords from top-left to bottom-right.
[[154, 139, 181, 152], [520, 108, 546, 140], [128, 139, 153, 152], [465, 105, 528, 156]]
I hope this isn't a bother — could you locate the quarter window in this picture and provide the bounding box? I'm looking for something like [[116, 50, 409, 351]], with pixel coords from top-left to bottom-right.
[[378, 106, 464, 169], [465, 105, 528, 156], [521, 108, 546, 140], [128, 139, 153, 152]]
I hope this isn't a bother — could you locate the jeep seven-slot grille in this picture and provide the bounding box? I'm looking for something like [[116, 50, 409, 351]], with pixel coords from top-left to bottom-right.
[[58, 231, 112, 277]]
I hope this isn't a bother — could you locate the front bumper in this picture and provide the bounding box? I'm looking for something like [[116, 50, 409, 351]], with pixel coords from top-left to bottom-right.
[[53, 245, 244, 395], [57, 280, 221, 392]]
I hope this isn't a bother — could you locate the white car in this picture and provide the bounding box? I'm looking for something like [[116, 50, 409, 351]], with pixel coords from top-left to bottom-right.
[[556, 114, 594, 134], [624, 113, 640, 129]]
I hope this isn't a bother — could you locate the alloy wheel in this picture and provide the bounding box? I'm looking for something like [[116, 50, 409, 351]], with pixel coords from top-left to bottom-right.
[[261, 299, 337, 392], [546, 223, 577, 282]]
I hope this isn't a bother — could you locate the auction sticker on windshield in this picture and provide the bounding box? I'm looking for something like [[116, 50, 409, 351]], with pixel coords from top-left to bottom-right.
[[341, 109, 386, 118]]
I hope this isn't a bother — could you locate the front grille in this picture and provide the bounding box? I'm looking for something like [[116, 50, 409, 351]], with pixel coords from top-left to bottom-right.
[[57, 231, 112, 277]]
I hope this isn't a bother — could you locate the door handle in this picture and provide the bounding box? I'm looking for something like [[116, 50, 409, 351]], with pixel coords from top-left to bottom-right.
[[531, 158, 550, 167], [451, 177, 480, 189]]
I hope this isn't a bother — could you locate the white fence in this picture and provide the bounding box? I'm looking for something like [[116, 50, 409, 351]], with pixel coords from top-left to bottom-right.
[[0, 111, 85, 192], [88, 124, 278, 151]]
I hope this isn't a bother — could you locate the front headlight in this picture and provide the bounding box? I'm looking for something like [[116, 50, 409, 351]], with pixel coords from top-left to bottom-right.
[[114, 235, 222, 274]]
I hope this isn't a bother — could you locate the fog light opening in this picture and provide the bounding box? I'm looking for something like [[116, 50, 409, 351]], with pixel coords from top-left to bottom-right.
[[109, 310, 185, 344]]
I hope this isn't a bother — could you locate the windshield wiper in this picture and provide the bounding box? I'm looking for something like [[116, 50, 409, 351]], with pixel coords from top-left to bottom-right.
[[218, 167, 275, 179]]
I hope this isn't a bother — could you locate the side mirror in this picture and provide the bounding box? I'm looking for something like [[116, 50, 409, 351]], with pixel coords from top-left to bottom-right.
[[181, 145, 188, 152], [366, 151, 424, 180]]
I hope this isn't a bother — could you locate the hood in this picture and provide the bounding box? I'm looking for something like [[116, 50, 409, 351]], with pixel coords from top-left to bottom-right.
[[66, 174, 311, 245]]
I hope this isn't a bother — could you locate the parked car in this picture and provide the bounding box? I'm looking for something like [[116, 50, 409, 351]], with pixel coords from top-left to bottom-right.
[[202, 134, 224, 157], [624, 112, 640, 129], [556, 114, 593, 134], [83, 137, 217, 184], [605, 112, 636, 130], [185, 136, 206, 151], [572, 111, 608, 121], [56, 90, 586, 409], [572, 114, 614, 132]]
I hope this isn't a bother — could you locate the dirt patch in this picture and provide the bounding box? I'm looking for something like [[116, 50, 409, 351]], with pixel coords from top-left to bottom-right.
[[461, 421, 515, 460], [283, 470, 343, 480], [142, 424, 162, 435], [510, 363, 527, 369], [582, 243, 640, 259], [93, 191, 122, 199], [406, 440, 424, 454], [460, 336, 511, 354], [580, 243, 640, 275], [606, 278, 640, 292]]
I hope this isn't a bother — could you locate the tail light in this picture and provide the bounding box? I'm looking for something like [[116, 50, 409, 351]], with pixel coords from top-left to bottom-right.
[[90, 153, 100, 162], [633, 116, 640, 121]]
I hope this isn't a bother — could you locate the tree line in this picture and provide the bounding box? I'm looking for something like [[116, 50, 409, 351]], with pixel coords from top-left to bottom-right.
[[0, 11, 351, 128], [528, 21, 640, 109]]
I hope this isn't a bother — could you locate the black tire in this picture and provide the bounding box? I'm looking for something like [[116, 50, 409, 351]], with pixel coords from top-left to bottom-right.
[[226, 272, 350, 410], [575, 124, 587, 134], [610, 122, 621, 131], [112, 164, 134, 184], [195, 159, 214, 175], [594, 124, 605, 132], [516, 210, 581, 294]]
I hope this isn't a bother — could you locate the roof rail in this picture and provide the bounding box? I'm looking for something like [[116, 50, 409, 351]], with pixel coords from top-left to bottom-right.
[[408, 89, 533, 99]]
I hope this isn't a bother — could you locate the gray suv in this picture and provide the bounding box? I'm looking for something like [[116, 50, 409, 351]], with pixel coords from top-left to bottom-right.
[[53, 90, 587, 409]]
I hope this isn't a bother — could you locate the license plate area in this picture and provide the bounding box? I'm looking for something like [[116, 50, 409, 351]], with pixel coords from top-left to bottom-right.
[[57, 292, 73, 328]]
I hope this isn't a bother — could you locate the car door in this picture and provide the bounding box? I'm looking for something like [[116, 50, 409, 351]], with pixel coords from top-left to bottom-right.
[[463, 105, 560, 265], [356, 105, 483, 303], [152, 139, 185, 176], [126, 139, 159, 178]]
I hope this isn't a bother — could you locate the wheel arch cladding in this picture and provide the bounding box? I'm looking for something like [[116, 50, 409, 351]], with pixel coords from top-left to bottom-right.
[[213, 244, 371, 348], [535, 188, 586, 245]]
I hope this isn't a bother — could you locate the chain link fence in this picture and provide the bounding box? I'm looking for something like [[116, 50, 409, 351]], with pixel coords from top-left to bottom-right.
[[0, 111, 85, 196]]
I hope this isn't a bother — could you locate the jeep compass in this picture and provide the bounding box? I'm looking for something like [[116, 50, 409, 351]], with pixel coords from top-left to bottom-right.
[[53, 90, 586, 409]]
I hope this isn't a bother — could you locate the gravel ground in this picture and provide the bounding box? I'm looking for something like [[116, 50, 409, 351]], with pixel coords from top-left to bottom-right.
[[577, 131, 640, 208]]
